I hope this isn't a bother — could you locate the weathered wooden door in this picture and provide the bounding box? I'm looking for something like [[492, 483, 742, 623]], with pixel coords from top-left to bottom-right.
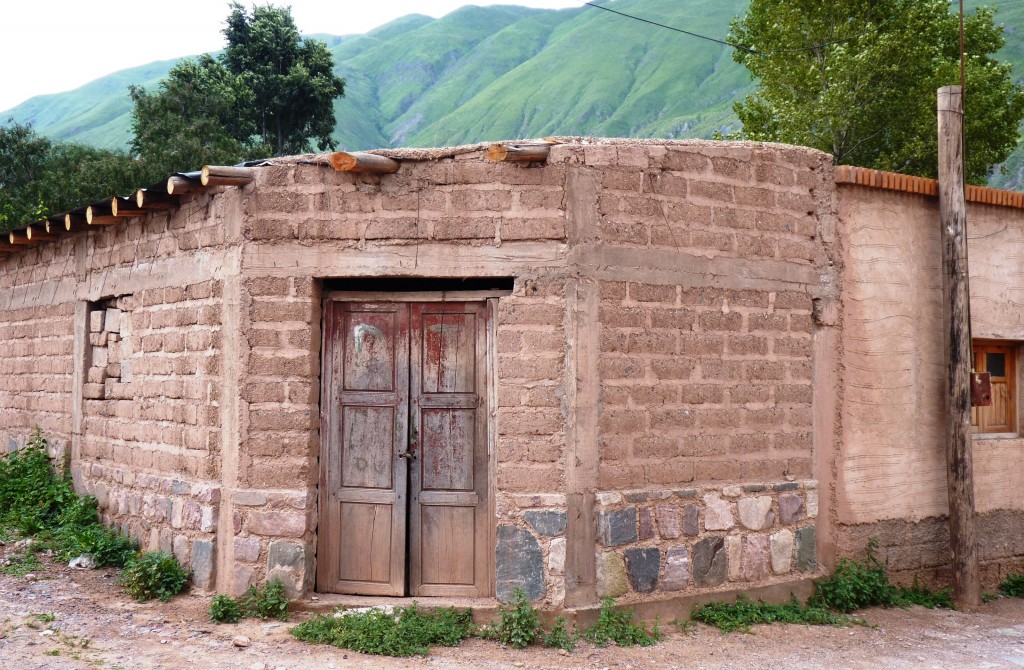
[[319, 299, 490, 597]]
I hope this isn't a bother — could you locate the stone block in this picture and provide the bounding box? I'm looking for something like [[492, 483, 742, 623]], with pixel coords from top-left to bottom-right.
[[742, 535, 770, 581], [778, 493, 806, 524], [771, 529, 795, 574], [625, 547, 660, 593], [173, 535, 190, 564], [692, 536, 727, 587], [656, 505, 680, 539], [548, 537, 566, 575], [806, 490, 818, 519], [268, 541, 305, 570], [191, 539, 216, 590], [596, 492, 623, 506], [662, 546, 689, 591], [496, 525, 545, 602], [702, 494, 734, 531], [596, 551, 628, 598], [523, 510, 566, 537], [234, 490, 268, 506], [91, 345, 108, 369], [232, 565, 255, 597], [624, 491, 649, 503], [682, 504, 700, 536], [597, 508, 637, 547], [234, 537, 262, 563], [738, 496, 774, 530], [105, 308, 122, 333], [638, 508, 655, 540], [89, 310, 105, 333], [726, 535, 742, 580], [796, 525, 817, 571], [266, 567, 303, 599], [246, 510, 306, 538]]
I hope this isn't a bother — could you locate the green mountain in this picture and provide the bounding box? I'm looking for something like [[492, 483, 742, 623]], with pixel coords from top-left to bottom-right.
[[3, 0, 1022, 189]]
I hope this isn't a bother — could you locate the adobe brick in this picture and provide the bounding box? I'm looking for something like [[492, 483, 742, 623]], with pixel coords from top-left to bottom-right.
[[627, 332, 676, 355], [756, 211, 816, 236], [629, 384, 679, 406], [737, 234, 778, 258], [524, 386, 560, 408], [432, 217, 496, 239], [652, 173, 688, 199], [679, 384, 724, 405], [599, 281, 627, 301], [698, 358, 744, 381], [730, 433, 770, 454], [779, 238, 817, 262], [679, 333, 723, 356], [774, 336, 812, 358], [497, 355, 562, 381], [661, 149, 709, 174], [746, 361, 785, 381], [599, 464, 645, 489], [789, 313, 814, 333], [754, 162, 797, 187], [583, 145, 618, 167], [774, 291, 812, 310], [527, 440, 561, 463], [598, 217, 649, 245], [749, 313, 788, 331], [740, 459, 789, 481], [646, 460, 696, 486], [600, 306, 647, 328], [698, 408, 743, 430], [498, 464, 563, 492], [518, 188, 565, 210], [690, 230, 735, 253], [448, 188, 513, 212], [679, 434, 730, 457], [598, 356, 646, 380], [601, 386, 630, 405], [599, 438, 630, 462], [680, 286, 725, 306], [787, 407, 814, 428], [629, 282, 676, 304], [689, 180, 734, 204], [497, 331, 521, 353], [634, 436, 679, 459], [649, 308, 695, 329], [728, 335, 769, 356], [745, 408, 786, 428], [601, 168, 643, 192], [498, 408, 563, 436], [498, 302, 563, 326], [251, 300, 311, 323], [711, 157, 751, 180], [699, 311, 742, 332], [649, 408, 698, 431], [249, 353, 314, 377], [599, 409, 646, 434], [728, 384, 771, 404], [500, 217, 565, 240], [776, 191, 815, 214], [694, 459, 742, 482], [365, 218, 425, 239], [651, 359, 696, 380], [616, 145, 651, 168]]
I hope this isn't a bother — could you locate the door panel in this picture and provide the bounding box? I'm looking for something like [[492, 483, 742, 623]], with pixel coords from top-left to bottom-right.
[[409, 302, 490, 597], [318, 302, 409, 596]]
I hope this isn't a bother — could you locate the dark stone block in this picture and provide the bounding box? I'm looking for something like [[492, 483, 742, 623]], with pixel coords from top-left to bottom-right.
[[796, 525, 817, 571], [624, 491, 649, 503], [523, 510, 567, 537], [624, 547, 660, 593], [268, 541, 305, 570], [638, 508, 655, 540], [191, 539, 216, 590], [674, 489, 698, 498], [773, 482, 800, 492], [496, 525, 545, 602], [171, 479, 190, 495], [692, 536, 727, 587], [597, 508, 637, 547], [682, 504, 700, 537], [743, 484, 767, 493]]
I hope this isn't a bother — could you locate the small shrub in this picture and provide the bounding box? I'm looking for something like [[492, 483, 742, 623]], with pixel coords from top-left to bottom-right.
[[999, 572, 1024, 598], [210, 594, 243, 623], [1, 548, 44, 577], [486, 587, 541, 649], [119, 551, 190, 602], [239, 579, 291, 620], [691, 595, 849, 633], [809, 541, 895, 613], [582, 598, 660, 647], [542, 615, 578, 652], [893, 577, 954, 610], [291, 603, 474, 656]]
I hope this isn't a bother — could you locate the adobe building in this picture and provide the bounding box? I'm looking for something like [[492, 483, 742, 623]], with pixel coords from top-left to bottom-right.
[[0, 138, 1021, 613]]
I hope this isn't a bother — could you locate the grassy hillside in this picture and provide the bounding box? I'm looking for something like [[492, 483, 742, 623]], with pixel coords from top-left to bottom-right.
[[2, 0, 1021, 189]]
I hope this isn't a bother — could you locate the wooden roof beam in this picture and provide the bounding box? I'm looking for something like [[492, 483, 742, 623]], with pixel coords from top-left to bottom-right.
[[136, 189, 178, 209], [487, 142, 552, 162], [85, 206, 121, 226], [8, 230, 36, 245], [110, 197, 148, 218], [330, 152, 400, 174], [167, 175, 205, 195], [201, 165, 254, 187], [65, 214, 88, 231]]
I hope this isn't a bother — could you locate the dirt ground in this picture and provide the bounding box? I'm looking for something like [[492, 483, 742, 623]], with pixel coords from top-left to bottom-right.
[[3, 556, 1024, 670]]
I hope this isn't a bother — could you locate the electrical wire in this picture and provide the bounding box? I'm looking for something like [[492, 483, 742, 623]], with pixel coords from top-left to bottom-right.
[[580, 1, 913, 56]]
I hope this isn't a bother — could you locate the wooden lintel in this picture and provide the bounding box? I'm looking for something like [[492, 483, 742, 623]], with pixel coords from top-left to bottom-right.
[[167, 176, 205, 195], [110, 197, 147, 218], [88, 215, 121, 226], [136, 189, 178, 209], [486, 143, 552, 162], [201, 165, 254, 187], [330, 152, 400, 174], [65, 214, 88, 231]]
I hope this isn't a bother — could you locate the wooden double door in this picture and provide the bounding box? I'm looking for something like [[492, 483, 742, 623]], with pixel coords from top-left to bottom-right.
[[318, 299, 491, 596]]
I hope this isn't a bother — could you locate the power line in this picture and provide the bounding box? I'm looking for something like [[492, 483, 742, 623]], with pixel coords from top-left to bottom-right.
[[579, 1, 912, 57]]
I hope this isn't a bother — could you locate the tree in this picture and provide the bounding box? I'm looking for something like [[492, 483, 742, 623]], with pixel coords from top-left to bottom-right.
[[130, 3, 345, 172], [728, 0, 1024, 183], [0, 121, 147, 232]]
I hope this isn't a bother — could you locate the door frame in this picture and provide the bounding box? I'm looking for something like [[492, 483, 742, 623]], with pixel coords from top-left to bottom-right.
[[316, 290, 502, 597]]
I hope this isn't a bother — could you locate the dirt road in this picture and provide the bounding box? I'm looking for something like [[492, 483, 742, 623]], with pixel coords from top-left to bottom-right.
[[3, 559, 1024, 669]]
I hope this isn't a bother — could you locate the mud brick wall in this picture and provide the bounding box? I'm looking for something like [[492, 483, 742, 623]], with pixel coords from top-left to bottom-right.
[[598, 283, 814, 489]]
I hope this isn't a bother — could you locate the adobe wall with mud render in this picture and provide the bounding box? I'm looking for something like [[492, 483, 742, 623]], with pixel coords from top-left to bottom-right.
[[1, 137, 1017, 611]]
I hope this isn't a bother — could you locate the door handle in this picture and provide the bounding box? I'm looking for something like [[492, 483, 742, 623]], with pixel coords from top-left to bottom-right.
[[398, 451, 416, 461]]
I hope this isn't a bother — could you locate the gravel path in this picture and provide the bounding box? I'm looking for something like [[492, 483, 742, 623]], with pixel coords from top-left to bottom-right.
[[3, 556, 1024, 669]]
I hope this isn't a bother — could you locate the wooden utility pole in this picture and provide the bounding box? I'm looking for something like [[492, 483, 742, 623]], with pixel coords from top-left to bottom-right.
[[937, 84, 981, 608]]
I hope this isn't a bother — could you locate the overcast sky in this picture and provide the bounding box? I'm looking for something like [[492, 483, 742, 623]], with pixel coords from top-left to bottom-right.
[[0, 0, 582, 113]]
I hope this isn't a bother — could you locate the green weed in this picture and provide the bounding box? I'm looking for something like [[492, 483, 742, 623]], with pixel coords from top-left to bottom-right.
[[581, 598, 660, 647], [209, 594, 243, 624], [809, 541, 895, 613], [541, 615, 578, 652], [118, 551, 189, 602], [485, 587, 541, 649], [291, 603, 474, 657], [691, 595, 850, 633], [33, 613, 56, 623], [894, 577, 954, 609], [999, 571, 1024, 598], [1, 549, 44, 577]]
